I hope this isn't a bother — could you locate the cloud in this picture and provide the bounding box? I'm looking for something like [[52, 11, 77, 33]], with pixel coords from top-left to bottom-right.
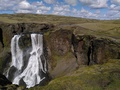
[[14, 0, 35, 13], [52, 4, 70, 15], [13, 1, 51, 14], [43, 0, 55, 4], [0, 0, 119, 20], [110, 4, 120, 11], [110, 4, 116, 8], [79, 0, 108, 8], [110, 0, 120, 12], [105, 10, 120, 19], [36, 6, 51, 14], [90, 0, 108, 8], [32, 1, 44, 6], [80, 8, 99, 18], [15, 10, 33, 13], [72, 8, 100, 19], [64, 0, 78, 6], [79, 0, 94, 5], [111, 0, 120, 5], [95, 10, 100, 14], [107, 10, 119, 16], [0, 0, 51, 14], [18, 1, 32, 10], [0, 0, 24, 10], [34, 1, 51, 14]]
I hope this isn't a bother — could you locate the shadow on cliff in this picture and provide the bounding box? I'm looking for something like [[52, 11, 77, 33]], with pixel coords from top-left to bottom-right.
[[0, 28, 4, 48]]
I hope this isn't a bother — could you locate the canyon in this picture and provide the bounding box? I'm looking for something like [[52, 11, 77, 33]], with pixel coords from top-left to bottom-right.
[[0, 14, 120, 90]]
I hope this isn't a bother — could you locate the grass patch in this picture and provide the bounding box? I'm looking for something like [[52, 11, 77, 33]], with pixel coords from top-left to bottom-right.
[[29, 59, 120, 90], [0, 14, 120, 42]]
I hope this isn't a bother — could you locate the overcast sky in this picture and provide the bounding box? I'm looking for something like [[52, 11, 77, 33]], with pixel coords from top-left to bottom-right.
[[0, 0, 120, 20]]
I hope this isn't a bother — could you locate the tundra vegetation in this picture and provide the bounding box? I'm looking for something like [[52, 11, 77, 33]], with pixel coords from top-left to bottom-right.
[[0, 14, 119, 90]]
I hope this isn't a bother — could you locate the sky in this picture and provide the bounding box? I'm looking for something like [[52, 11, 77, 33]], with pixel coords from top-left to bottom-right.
[[0, 0, 120, 20]]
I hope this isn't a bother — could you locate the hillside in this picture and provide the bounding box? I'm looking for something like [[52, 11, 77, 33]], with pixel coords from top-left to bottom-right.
[[0, 14, 119, 42], [0, 14, 120, 90]]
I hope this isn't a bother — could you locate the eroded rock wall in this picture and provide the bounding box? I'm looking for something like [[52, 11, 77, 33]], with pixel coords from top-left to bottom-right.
[[0, 23, 53, 74], [45, 29, 120, 77], [0, 23, 119, 78]]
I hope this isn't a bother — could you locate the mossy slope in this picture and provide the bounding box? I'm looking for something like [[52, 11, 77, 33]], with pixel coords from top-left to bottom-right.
[[30, 59, 120, 90]]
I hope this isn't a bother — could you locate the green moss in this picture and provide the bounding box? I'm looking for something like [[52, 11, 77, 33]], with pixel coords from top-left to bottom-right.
[[0, 14, 120, 90], [29, 59, 120, 90], [5, 84, 18, 90]]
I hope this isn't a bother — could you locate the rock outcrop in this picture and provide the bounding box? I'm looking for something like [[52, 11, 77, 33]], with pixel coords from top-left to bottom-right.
[[0, 73, 12, 86], [0, 23, 119, 86], [0, 74, 26, 90], [45, 29, 120, 77]]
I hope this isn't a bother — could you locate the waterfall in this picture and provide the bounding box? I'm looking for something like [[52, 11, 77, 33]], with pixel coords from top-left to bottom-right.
[[5, 34, 47, 88]]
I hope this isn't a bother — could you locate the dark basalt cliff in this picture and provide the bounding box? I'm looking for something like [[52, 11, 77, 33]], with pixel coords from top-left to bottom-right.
[[0, 23, 120, 89], [46, 29, 120, 77]]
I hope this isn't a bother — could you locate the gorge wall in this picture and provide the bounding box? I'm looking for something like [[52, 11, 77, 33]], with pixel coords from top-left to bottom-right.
[[0, 23, 120, 87]]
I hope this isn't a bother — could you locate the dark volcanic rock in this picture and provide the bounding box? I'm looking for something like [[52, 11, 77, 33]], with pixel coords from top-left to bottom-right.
[[45, 29, 79, 77], [0, 52, 11, 73], [0, 73, 11, 86], [72, 34, 120, 65], [71, 35, 95, 65], [45, 29, 120, 77], [0, 23, 54, 52], [0, 22, 120, 79], [90, 38, 120, 64], [48, 29, 73, 56]]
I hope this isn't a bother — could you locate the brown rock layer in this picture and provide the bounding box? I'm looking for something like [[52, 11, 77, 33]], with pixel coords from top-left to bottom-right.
[[0, 23, 119, 78]]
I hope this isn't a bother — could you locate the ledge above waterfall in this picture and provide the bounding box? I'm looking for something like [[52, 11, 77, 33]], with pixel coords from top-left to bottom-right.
[[14, 32, 44, 35]]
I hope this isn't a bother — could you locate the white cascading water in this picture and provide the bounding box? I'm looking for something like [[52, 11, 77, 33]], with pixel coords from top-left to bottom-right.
[[6, 34, 47, 88], [10, 35, 23, 75]]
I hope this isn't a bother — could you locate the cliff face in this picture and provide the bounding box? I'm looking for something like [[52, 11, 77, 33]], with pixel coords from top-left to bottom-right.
[[0, 23, 120, 78], [45, 29, 120, 77]]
